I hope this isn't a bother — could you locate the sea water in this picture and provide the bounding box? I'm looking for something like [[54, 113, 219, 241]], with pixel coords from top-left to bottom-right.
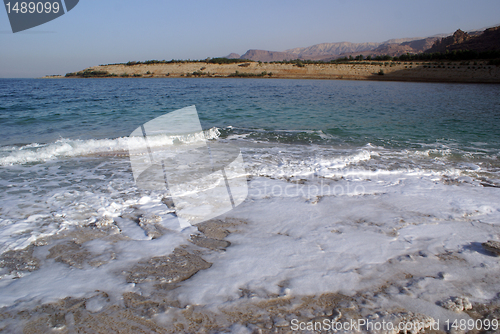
[[1, 78, 500, 329]]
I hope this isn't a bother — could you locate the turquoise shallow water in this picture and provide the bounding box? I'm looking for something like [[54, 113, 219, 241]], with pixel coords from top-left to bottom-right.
[[1, 78, 499, 151]]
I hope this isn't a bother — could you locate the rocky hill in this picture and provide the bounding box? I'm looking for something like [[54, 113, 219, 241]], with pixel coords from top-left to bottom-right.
[[284, 41, 381, 58], [229, 25, 499, 62], [239, 50, 298, 62], [234, 37, 448, 62], [225, 53, 241, 59], [360, 37, 440, 57], [427, 27, 500, 53]]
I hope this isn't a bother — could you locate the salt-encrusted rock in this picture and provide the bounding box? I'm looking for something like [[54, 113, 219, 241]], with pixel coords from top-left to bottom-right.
[[47, 241, 91, 269], [378, 312, 437, 334], [482, 240, 500, 256], [196, 219, 230, 240], [89, 216, 121, 234], [47, 240, 115, 268], [308, 309, 342, 325], [273, 318, 289, 327], [138, 214, 163, 239], [125, 248, 211, 284], [189, 235, 231, 250], [0, 245, 39, 276], [122, 292, 163, 317], [96, 216, 114, 228], [440, 296, 473, 312]]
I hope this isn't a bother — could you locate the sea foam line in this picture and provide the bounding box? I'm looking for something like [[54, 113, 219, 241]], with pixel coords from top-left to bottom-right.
[[0, 127, 221, 166]]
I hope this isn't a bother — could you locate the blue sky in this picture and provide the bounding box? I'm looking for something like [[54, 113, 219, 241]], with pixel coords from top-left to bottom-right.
[[1, 0, 499, 78]]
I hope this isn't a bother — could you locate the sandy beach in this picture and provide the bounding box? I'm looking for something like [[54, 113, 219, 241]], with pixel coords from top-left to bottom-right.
[[47, 61, 500, 84]]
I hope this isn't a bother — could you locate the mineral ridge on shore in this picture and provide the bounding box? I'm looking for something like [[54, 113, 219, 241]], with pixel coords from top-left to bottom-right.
[[2, 214, 500, 333]]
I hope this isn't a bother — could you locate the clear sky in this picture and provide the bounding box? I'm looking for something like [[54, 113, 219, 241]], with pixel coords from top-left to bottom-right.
[[1, 0, 499, 78]]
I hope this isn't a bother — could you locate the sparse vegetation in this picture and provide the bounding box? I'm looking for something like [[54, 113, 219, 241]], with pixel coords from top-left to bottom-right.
[[65, 70, 116, 78], [488, 58, 500, 66], [61, 50, 499, 81], [228, 71, 272, 78], [90, 49, 500, 75], [208, 58, 253, 64], [191, 71, 208, 77], [107, 58, 252, 66]]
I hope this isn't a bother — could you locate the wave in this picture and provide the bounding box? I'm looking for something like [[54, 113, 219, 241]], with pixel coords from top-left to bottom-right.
[[245, 149, 373, 180], [218, 126, 338, 145], [0, 127, 221, 166]]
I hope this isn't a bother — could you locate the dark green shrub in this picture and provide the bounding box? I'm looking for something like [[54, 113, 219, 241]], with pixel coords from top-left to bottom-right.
[[66, 70, 111, 78], [192, 71, 207, 76], [208, 58, 253, 64], [228, 71, 271, 78], [488, 58, 500, 66]]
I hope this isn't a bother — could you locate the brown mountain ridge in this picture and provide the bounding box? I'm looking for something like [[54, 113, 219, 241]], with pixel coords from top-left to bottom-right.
[[227, 25, 500, 62]]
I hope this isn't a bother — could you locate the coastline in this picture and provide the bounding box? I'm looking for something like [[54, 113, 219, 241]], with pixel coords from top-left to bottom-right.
[[44, 61, 500, 84]]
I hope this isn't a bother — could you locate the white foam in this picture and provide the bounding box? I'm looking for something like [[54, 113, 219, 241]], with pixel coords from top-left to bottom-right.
[[0, 127, 220, 166], [171, 175, 500, 312], [0, 232, 189, 307], [1, 135, 500, 322]]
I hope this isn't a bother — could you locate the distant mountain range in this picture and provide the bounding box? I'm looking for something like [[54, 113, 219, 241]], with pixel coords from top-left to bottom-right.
[[225, 25, 500, 62]]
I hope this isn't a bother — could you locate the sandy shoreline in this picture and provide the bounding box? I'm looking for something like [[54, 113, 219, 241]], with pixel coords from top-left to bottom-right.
[[45, 61, 500, 84]]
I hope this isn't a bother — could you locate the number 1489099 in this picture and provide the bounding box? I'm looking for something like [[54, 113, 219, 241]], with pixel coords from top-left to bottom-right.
[[5, 2, 60, 14], [445, 318, 498, 331]]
